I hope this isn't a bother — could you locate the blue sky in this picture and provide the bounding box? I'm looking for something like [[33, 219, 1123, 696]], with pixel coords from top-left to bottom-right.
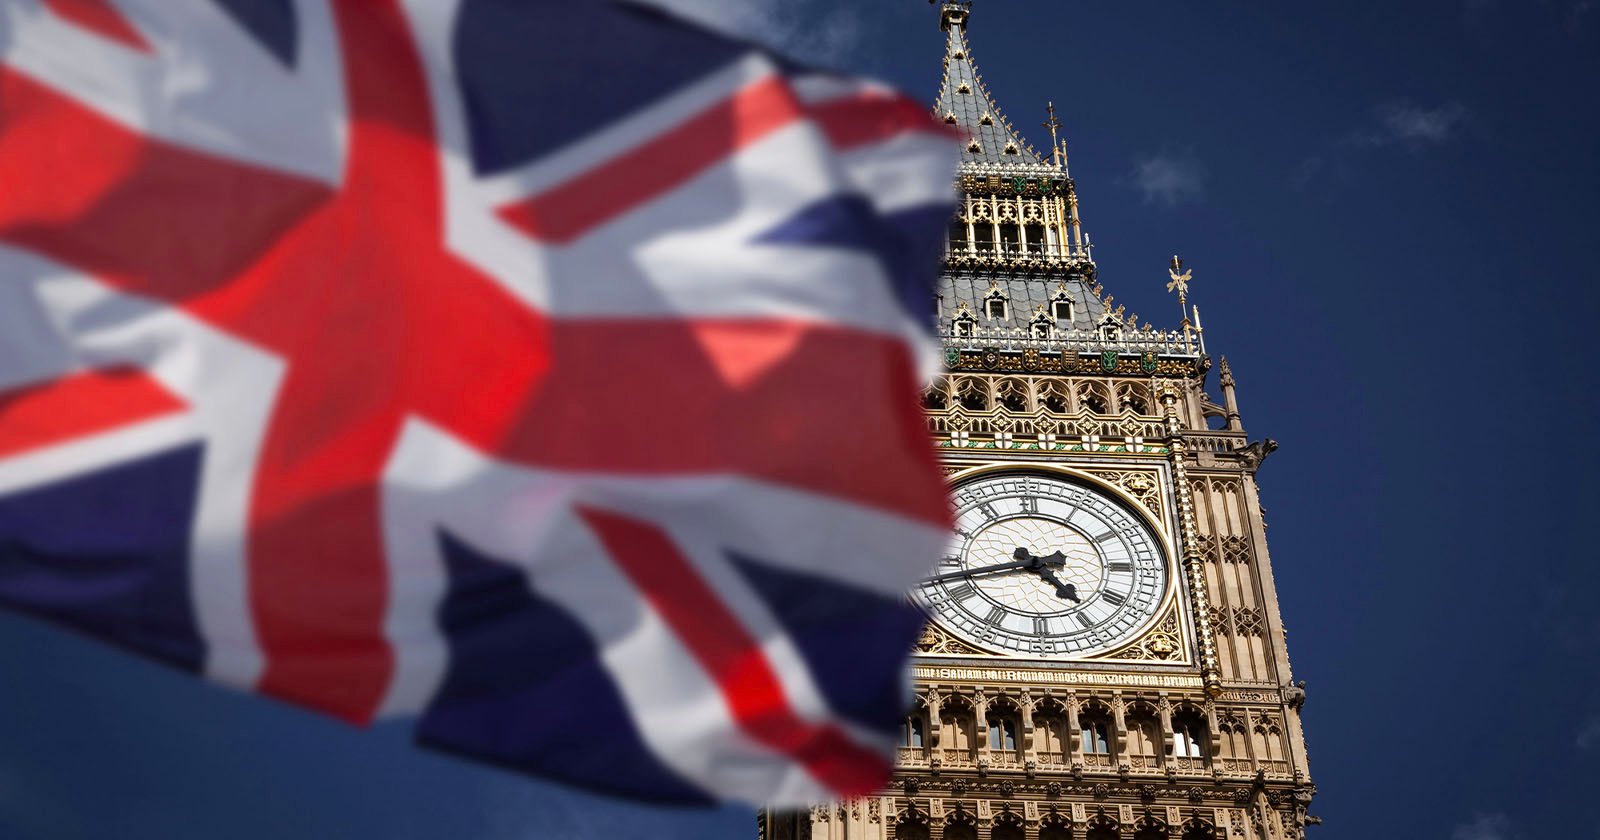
[[3, 1, 1598, 839]]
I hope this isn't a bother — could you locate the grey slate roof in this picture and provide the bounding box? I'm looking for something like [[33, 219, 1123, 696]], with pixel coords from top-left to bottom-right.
[[937, 272, 1106, 335], [934, 16, 1048, 168]]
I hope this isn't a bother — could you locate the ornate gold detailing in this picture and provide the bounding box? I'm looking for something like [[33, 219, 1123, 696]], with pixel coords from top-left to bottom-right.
[[924, 372, 1180, 453], [1089, 604, 1185, 663], [942, 347, 1202, 377], [1079, 467, 1163, 521], [915, 622, 990, 656]]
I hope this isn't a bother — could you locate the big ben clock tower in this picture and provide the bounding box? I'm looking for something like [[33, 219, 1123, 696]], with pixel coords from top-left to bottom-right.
[[763, 3, 1316, 838]]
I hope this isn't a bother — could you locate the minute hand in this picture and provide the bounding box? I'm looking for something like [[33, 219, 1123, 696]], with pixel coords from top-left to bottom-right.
[[922, 553, 1066, 585]]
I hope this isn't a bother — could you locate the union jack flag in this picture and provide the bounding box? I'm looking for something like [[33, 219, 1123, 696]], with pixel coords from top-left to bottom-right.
[[0, 0, 956, 805]]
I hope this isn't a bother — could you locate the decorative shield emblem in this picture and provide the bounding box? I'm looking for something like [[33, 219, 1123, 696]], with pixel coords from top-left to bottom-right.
[[1012, 176, 1027, 193], [1099, 350, 1119, 372], [1140, 350, 1159, 373], [944, 346, 961, 368], [1022, 349, 1041, 370], [982, 348, 1001, 369], [1060, 349, 1076, 372]]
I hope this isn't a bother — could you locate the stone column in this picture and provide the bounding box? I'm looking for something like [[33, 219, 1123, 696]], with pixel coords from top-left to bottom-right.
[[1163, 386, 1223, 697]]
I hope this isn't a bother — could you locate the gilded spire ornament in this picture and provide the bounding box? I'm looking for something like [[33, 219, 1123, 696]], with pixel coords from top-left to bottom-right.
[[1043, 101, 1064, 168], [1167, 255, 1198, 348]]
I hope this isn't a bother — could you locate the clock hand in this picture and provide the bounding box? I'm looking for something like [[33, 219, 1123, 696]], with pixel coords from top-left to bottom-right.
[[921, 558, 1039, 585], [921, 547, 1068, 585], [1031, 566, 1081, 603]]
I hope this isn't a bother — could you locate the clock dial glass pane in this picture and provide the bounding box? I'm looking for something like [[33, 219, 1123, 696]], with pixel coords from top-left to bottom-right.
[[915, 474, 1168, 657]]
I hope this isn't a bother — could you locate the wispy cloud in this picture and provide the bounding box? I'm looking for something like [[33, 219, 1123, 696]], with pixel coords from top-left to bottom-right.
[[1128, 151, 1206, 208], [630, 0, 863, 67], [1293, 101, 1470, 189], [1453, 813, 1518, 840], [1578, 715, 1600, 750], [1357, 103, 1471, 148]]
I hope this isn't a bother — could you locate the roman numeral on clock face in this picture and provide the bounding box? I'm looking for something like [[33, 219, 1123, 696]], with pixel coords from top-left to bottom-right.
[[1018, 496, 1038, 514], [985, 605, 1007, 626], [1107, 561, 1133, 573], [1074, 612, 1096, 630], [1100, 589, 1126, 606], [977, 502, 998, 520], [946, 582, 976, 602], [1033, 616, 1051, 637]]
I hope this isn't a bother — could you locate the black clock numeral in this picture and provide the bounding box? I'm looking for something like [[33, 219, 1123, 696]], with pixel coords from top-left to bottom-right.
[[977, 502, 998, 520], [1074, 612, 1096, 630], [1033, 617, 1050, 638], [1094, 530, 1121, 544], [1100, 590, 1126, 607], [947, 581, 976, 602], [1018, 496, 1038, 514], [1107, 561, 1133, 573], [984, 605, 1007, 627]]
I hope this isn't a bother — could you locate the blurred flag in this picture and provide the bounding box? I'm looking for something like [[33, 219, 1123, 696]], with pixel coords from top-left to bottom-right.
[[0, 0, 955, 806]]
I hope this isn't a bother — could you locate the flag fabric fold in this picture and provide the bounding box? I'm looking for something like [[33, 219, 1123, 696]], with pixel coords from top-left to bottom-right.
[[0, 0, 955, 805]]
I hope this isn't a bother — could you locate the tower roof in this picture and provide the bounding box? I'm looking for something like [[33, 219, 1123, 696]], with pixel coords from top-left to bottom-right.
[[933, 2, 1053, 172]]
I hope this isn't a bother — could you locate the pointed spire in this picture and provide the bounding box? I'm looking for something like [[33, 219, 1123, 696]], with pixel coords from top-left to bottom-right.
[[933, 1, 1047, 168]]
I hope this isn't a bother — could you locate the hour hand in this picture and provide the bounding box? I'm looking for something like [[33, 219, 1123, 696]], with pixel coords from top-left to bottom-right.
[[1032, 566, 1080, 602], [1012, 547, 1067, 568]]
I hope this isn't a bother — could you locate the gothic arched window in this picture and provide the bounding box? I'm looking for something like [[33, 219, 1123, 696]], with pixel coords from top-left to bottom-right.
[[940, 703, 977, 763], [1033, 708, 1069, 763], [1039, 816, 1073, 840], [1125, 707, 1161, 764], [998, 222, 1020, 255], [895, 817, 931, 840], [1084, 821, 1120, 840], [1173, 712, 1207, 758], [955, 377, 989, 411], [1038, 381, 1070, 414], [996, 379, 1029, 412], [941, 816, 978, 840], [992, 815, 1025, 840], [902, 714, 926, 749], [1025, 222, 1046, 254], [987, 716, 1017, 752], [1079, 712, 1111, 755], [949, 220, 968, 250]]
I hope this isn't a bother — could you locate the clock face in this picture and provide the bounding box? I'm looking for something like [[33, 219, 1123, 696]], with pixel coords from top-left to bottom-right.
[[915, 473, 1169, 657]]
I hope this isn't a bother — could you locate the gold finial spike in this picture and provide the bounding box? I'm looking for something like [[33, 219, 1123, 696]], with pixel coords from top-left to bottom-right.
[[1042, 101, 1063, 167]]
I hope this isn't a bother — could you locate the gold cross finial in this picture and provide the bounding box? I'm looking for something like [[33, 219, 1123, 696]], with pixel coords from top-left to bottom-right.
[[1042, 101, 1063, 167]]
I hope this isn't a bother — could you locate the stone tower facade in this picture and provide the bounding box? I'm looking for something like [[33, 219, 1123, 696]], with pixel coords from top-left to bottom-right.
[[762, 3, 1316, 839]]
